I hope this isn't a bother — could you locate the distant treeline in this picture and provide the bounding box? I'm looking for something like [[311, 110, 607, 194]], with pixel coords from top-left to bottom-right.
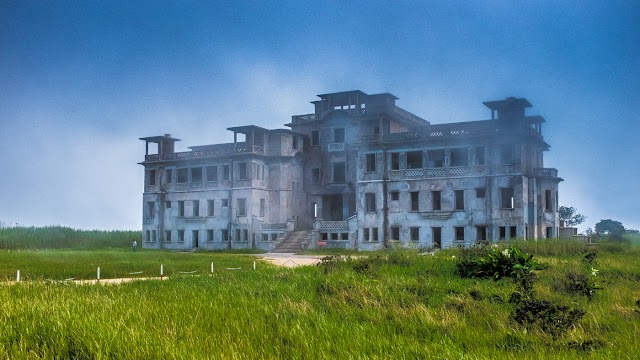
[[0, 226, 141, 250]]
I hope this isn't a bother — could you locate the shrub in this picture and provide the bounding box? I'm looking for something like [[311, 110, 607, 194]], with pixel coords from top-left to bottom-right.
[[563, 271, 601, 301], [511, 297, 585, 339], [456, 246, 542, 280]]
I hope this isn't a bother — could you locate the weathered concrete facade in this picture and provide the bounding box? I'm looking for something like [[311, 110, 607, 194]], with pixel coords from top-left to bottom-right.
[[140, 90, 562, 251]]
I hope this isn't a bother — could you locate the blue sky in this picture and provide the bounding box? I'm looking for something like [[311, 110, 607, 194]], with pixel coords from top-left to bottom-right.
[[0, 1, 638, 231]]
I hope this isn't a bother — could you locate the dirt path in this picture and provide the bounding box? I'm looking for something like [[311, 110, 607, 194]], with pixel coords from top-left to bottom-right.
[[257, 253, 326, 267]]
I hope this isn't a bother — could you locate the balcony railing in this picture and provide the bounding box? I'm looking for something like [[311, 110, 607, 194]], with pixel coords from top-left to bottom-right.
[[328, 143, 345, 152], [359, 121, 542, 144], [317, 221, 349, 230], [262, 223, 288, 230], [291, 114, 317, 124], [143, 144, 264, 162], [534, 168, 558, 178], [387, 166, 486, 180]]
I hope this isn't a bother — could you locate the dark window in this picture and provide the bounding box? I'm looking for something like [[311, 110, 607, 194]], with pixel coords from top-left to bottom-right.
[[501, 188, 514, 209], [166, 201, 171, 209], [165, 169, 173, 183], [410, 191, 420, 211], [192, 200, 199, 217], [178, 201, 184, 217], [432, 191, 441, 211], [510, 226, 517, 238], [410, 227, 420, 241], [292, 136, 298, 150], [236, 229, 241, 242], [450, 148, 469, 167], [432, 227, 442, 248], [178, 230, 185, 242], [260, 199, 265, 217], [365, 193, 376, 212], [208, 200, 214, 216], [455, 190, 464, 210], [148, 170, 156, 186], [371, 228, 378, 241], [406, 151, 422, 169], [165, 231, 172, 243], [271, 233, 278, 241], [311, 168, 321, 184], [390, 153, 400, 170], [191, 167, 202, 182], [365, 153, 376, 172], [476, 188, 486, 198], [391, 226, 400, 241], [476, 226, 487, 242], [222, 165, 230, 180], [546, 227, 553, 239], [221, 229, 229, 241], [311, 131, 319, 146], [390, 191, 399, 201], [207, 230, 214, 242], [147, 201, 155, 218], [238, 163, 247, 180], [501, 144, 514, 165], [499, 226, 506, 240], [363, 228, 370, 241], [475, 146, 485, 165], [177, 168, 188, 183], [206, 166, 217, 182], [237, 198, 246, 216], [334, 128, 345, 143], [427, 150, 444, 168], [333, 162, 346, 183], [545, 190, 553, 211], [455, 227, 465, 241], [222, 199, 229, 208]]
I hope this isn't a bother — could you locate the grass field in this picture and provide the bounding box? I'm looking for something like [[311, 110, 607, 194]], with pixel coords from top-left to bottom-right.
[[0, 226, 140, 250], [2, 237, 639, 359]]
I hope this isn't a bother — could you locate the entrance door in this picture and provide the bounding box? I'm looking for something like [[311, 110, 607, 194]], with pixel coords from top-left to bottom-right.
[[322, 195, 344, 221], [192, 230, 199, 248]]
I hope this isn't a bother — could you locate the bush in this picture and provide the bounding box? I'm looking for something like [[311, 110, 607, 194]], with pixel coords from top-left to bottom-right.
[[563, 271, 601, 301], [456, 246, 542, 280], [511, 297, 585, 339]]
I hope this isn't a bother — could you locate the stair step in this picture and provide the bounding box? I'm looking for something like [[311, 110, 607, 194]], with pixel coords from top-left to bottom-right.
[[272, 230, 311, 253]]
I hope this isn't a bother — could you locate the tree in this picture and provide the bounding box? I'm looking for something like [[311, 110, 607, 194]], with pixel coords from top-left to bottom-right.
[[559, 206, 587, 227], [595, 219, 625, 240]]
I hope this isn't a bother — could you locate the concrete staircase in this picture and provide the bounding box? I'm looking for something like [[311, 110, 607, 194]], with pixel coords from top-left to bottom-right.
[[272, 231, 311, 253]]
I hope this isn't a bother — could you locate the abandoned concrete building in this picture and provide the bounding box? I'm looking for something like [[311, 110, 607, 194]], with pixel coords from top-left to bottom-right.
[[139, 90, 562, 251]]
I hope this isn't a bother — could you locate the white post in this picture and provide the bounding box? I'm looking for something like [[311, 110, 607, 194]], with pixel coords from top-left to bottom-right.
[[160, 264, 164, 279], [16, 270, 20, 283], [253, 260, 256, 271], [211, 262, 214, 273], [97, 267, 100, 281]]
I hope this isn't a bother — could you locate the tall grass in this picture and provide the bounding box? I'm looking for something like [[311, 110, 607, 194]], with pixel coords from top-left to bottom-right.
[[1, 240, 639, 358], [0, 226, 140, 250]]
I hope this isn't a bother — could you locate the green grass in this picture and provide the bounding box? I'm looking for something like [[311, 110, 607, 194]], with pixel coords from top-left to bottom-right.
[[0, 226, 140, 250], [0, 249, 264, 281], [1, 240, 640, 358]]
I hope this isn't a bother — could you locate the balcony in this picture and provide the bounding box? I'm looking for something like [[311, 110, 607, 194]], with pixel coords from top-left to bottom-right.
[[328, 143, 345, 152]]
